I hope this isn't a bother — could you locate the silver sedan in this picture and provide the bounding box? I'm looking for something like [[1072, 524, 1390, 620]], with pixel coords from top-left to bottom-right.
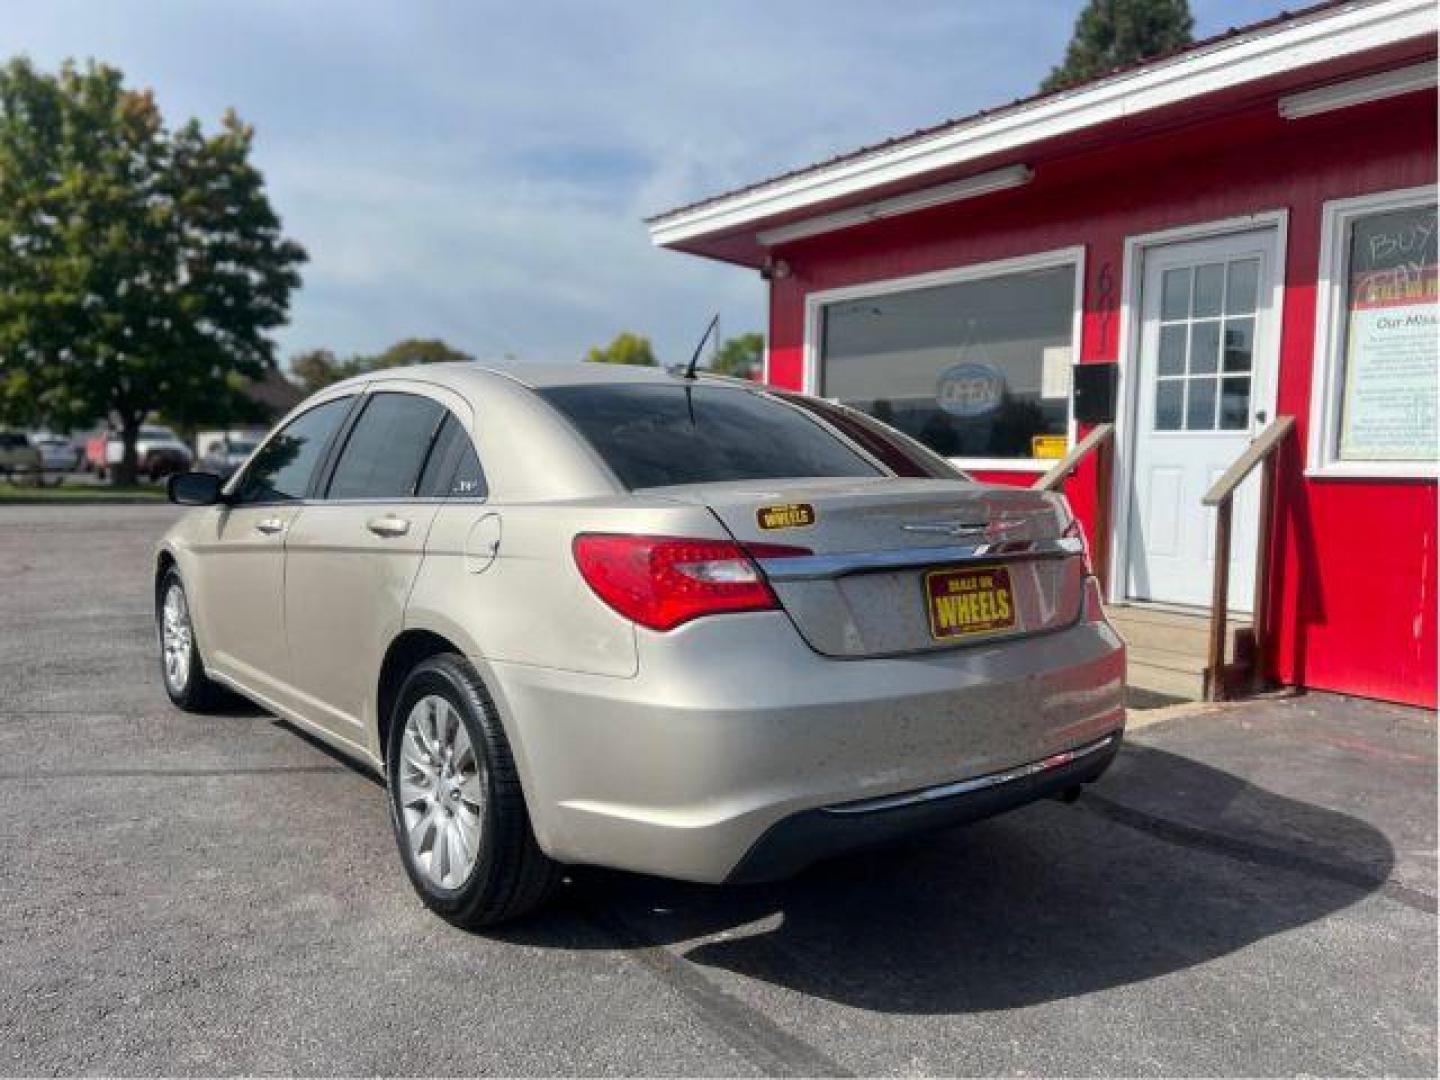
[[156, 362, 1125, 926]]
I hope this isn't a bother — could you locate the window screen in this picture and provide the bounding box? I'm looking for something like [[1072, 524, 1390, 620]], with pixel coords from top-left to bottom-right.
[[327, 393, 444, 500], [820, 264, 1076, 461], [539, 383, 880, 489], [234, 397, 352, 504]]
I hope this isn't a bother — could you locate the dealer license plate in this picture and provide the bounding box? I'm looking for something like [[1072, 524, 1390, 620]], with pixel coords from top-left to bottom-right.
[[924, 565, 1017, 640]]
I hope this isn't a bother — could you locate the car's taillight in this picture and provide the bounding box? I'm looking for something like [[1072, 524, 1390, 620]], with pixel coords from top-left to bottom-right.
[[1081, 574, 1108, 624], [572, 534, 808, 632], [1061, 514, 1093, 575]]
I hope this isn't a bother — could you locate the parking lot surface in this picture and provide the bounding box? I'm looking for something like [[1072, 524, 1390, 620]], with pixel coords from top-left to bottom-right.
[[1, 504, 1434, 1076]]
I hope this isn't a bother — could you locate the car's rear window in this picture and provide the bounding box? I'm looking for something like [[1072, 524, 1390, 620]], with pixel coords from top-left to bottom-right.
[[539, 383, 881, 490]]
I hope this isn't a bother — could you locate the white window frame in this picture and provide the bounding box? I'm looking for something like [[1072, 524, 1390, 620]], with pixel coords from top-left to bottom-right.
[[801, 246, 1085, 473], [1307, 185, 1439, 480]]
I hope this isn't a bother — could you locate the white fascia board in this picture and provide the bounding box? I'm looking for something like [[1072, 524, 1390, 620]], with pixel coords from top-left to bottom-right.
[[649, 0, 1436, 249], [1279, 58, 1436, 117], [756, 165, 1032, 247]]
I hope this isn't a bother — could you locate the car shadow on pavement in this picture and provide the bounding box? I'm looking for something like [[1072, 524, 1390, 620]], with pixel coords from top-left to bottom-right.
[[499, 747, 1395, 1015]]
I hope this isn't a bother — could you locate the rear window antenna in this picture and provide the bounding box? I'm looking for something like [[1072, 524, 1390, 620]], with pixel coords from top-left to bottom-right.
[[682, 312, 721, 381]]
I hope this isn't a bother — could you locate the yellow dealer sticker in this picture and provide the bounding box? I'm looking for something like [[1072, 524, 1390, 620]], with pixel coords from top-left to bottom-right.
[[756, 502, 817, 530], [1031, 434, 1067, 459]]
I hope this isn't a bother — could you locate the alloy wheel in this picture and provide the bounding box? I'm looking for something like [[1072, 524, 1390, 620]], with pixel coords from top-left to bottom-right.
[[161, 583, 193, 693], [397, 694, 486, 889]]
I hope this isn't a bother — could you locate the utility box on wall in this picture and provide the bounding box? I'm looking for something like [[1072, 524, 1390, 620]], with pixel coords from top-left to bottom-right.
[[1072, 362, 1118, 424]]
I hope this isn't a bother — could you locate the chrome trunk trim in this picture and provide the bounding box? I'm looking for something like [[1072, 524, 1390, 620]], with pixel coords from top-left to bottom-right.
[[822, 733, 1117, 815], [756, 536, 1084, 582]]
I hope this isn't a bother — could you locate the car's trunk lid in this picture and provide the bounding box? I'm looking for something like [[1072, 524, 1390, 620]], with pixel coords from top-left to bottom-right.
[[654, 477, 1086, 657]]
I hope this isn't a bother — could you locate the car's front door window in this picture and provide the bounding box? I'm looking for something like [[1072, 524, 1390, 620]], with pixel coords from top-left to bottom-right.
[[234, 397, 353, 504]]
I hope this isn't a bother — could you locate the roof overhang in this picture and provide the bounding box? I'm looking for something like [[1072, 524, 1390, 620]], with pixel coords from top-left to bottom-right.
[[648, 0, 1437, 267]]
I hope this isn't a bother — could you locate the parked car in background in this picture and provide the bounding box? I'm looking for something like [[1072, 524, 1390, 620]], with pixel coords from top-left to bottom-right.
[[101, 425, 193, 481], [82, 432, 109, 474], [199, 435, 260, 479], [155, 362, 1125, 927], [0, 430, 43, 480], [31, 434, 82, 472]]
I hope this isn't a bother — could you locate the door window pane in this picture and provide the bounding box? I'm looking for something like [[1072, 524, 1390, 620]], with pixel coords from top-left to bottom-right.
[[1154, 381, 1183, 431], [819, 263, 1075, 460], [1161, 268, 1190, 320], [1189, 320, 1220, 375], [1158, 325, 1187, 376], [1226, 258, 1260, 315], [234, 397, 352, 504], [1220, 378, 1251, 430], [1185, 378, 1218, 430], [1193, 263, 1225, 318], [1223, 318, 1254, 372], [327, 393, 444, 500]]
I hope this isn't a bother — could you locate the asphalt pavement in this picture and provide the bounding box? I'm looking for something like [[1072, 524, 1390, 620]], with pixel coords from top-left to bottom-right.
[[0, 504, 1434, 1076]]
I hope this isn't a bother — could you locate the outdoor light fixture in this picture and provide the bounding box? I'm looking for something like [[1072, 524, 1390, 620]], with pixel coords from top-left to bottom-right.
[[760, 256, 792, 281], [756, 163, 1034, 247], [1278, 60, 1436, 119]]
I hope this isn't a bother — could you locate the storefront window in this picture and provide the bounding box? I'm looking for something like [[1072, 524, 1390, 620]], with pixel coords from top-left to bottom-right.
[[1310, 189, 1438, 477], [818, 260, 1077, 464]]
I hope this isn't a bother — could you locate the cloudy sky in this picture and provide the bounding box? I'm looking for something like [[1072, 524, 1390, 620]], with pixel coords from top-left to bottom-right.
[[5, 0, 1283, 369]]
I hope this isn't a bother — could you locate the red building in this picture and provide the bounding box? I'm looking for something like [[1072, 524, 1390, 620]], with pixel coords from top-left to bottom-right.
[[649, 0, 1437, 707]]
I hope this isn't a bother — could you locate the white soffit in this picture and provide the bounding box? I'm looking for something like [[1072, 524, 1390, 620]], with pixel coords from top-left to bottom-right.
[[1278, 58, 1437, 117], [649, 0, 1436, 248], [756, 165, 1033, 247]]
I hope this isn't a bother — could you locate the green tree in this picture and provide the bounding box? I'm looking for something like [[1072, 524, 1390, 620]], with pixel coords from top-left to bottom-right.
[[289, 338, 473, 394], [585, 332, 657, 367], [289, 348, 349, 395], [370, 337, 475, 369], [0, 58, 305, 483], [1041, 0, 1193, 92], [710, 332, 764, 379]]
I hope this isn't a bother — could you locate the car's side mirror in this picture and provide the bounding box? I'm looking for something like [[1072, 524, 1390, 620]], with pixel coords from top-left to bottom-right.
[[167, 471, 225, 506]]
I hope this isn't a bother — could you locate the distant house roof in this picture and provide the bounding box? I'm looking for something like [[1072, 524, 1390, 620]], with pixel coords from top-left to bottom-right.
[[243, 367, 306, 419], [647, 0, 1436, 265]]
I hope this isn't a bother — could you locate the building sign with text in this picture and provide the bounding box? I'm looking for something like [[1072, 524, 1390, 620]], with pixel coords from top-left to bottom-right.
[[1339, 205, 1438, 462]]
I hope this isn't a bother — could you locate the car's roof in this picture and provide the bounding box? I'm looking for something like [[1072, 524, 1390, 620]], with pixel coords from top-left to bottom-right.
[[346, 360, 737, 395]]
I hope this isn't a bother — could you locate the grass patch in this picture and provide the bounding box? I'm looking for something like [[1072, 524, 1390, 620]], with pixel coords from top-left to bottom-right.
[[0, 481, 167, 503]]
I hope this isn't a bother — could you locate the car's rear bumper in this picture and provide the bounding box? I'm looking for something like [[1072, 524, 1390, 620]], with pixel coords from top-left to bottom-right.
[[486, 609, 1124, 883], [726, 731, 1119, 882]]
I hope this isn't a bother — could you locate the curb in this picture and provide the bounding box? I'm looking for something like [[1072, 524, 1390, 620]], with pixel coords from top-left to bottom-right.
[[0, 497, 168, 506]]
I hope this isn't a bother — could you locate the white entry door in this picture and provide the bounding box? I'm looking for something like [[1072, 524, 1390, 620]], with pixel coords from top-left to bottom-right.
[[1125, 228, 1279, 612]]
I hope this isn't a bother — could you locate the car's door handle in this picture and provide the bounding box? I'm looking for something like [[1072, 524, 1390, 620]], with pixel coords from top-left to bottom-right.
[[255, 517, 285, 535], [367, 514, 411, 538]]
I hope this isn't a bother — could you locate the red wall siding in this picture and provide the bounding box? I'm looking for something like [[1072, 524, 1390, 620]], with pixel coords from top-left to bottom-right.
[[766, 92, 1437, 707]]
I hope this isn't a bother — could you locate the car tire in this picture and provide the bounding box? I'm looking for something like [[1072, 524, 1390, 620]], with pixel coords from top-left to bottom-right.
[[385, 654, 561, 927], [156, 568, 221, 711]]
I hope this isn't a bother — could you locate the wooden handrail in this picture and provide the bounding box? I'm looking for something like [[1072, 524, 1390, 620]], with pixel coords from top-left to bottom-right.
[[1203, 415, 1294, 701], [1032, 422, 1115, 593], [1202, 415, 1295, 506], [1032, 422, 1114, 492]]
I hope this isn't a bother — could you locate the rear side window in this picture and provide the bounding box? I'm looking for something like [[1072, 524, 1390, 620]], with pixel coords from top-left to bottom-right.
[[417, 414, 487, 499], [234, 397, 353, 504], [327, 392, 444, 500], [539, 383, 881, 489]]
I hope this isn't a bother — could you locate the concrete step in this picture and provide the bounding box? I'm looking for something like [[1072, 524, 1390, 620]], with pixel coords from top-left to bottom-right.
[[1126, 660, 1206, 702], [1105, 604, 1251, 703]]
